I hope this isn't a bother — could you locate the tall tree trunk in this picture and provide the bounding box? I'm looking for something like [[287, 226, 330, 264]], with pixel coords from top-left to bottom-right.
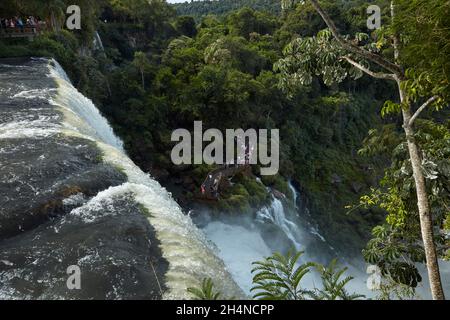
[[397, 82, 445, 300], [50, 10, 60, 33], [392, 0, 444, 299], [50, 11, 56, 31], [307, 0, 445, 300]]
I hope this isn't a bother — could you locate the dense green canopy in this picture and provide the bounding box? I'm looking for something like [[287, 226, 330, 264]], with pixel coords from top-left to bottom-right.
[[1, 0, 448, 299]]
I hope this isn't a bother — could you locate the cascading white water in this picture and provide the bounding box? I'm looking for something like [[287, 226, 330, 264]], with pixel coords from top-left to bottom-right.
[[288, 180, 298, 208], [49, 60, 124, 150], [287, 181, 328, 243], [12, 59, 243, 299], [256, 197, 303, 250], [201, 196, 309, 294], [93, 31, 105, 52], [2, 59, 449, 300], [201, 196, 374, 297]]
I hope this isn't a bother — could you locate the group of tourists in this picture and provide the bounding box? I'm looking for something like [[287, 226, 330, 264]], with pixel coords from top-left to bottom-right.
[[0, 16, 45, 32], [200, 141, 255, 200]]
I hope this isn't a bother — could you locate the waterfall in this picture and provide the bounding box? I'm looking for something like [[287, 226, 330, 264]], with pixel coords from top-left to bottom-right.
[[198, 184, 342, 294], [93, 31, 105, 52], [202, 221, 272, 294], [0, 58, 243, 299], [47, 60, 242, 299], [288, 180, 298, 208], [49, 60, 123, 150], [199, 194, 378, 297], [256, 197, 303, 250], [199, 197, 312, 295]]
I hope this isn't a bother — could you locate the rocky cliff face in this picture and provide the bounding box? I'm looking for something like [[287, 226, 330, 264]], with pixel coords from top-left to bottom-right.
[[0, 57, 243, 299]]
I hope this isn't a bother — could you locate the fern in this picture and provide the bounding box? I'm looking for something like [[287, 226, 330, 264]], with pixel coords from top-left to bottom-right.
[[251, 250, 314, 300], [188, 252, 365, 300], [187, 278, 222, 300], [311, 259, 365, 300]]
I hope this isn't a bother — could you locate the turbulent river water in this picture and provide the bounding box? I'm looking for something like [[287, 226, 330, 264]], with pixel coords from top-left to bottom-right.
[[0, 57, 243, 299]]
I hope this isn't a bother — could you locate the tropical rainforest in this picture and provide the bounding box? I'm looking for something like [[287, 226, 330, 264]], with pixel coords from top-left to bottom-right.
[[0, 0, 448, 300]]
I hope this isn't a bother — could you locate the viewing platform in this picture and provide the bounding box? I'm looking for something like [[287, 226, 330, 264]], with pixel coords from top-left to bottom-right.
[[201, 164, 250, 200], [0, 27, 41, 40]]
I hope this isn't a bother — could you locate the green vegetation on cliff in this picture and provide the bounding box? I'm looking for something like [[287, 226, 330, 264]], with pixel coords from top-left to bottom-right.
[[173, 0, 282, 21], [0, 0, 390, 254], [1, 0, 448, 298]]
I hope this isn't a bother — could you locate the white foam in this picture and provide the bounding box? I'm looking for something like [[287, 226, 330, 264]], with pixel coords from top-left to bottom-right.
[[12, 88, 55, 100], [288, 180, 298, 208], [43, 59, 242, 299], [49, 60, 124, 150], [66, 182, 244, 299], [256, 197, 303, 250], [0, 119, 61, 139]]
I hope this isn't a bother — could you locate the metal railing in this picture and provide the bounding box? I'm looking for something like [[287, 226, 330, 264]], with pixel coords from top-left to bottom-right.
[[0, 25, 44, 39]]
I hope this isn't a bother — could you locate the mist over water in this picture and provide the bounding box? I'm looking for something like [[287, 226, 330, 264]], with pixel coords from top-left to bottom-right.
[[203, 220, 272, 293], [193, 184, 375, 298], [195, 181, 450, 299]]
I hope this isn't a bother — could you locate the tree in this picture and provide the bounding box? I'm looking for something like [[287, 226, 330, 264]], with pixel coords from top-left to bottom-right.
[[42, 0, 66, 31], [275, 0, 447, 299], [173, 0, 282, 22], [393, 0, 450, 104], [175, 15, 197, 37], [281, 0, 298, 12], [227, 7, 278, 39], [358, 120, 449, 298], [132, 51, 150, 90], [187, 251, 363, 300]]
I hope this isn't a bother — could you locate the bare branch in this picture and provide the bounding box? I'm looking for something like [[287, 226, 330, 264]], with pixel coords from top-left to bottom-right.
[[342, 56, 396, 80], [408, 96, 439, 126], [390, 1, 400, 61], [309, 0, 404, 76]]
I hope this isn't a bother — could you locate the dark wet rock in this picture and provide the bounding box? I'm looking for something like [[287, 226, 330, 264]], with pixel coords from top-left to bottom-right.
[[0, 135, 127, 240], [272, 189, 286, 200], [0, 58, 164, 299], [182, 175, 194, 186], [150, 167, 170, 182], [0, 57, 242, 300], [0, 198, 168, 300]]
